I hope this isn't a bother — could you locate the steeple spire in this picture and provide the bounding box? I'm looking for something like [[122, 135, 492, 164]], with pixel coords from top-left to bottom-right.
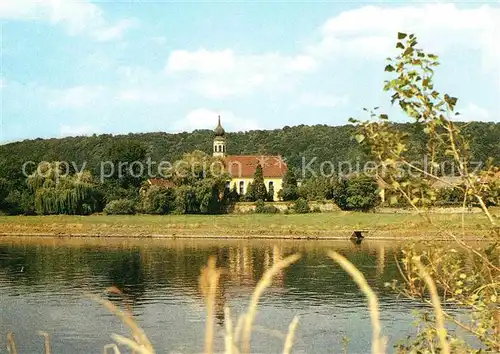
[[213, 115, 226, 157], [214, 115, 225, 137]]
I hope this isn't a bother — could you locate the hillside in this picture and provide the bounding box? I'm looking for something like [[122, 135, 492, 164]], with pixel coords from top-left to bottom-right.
[[1, 122, 500, 184]]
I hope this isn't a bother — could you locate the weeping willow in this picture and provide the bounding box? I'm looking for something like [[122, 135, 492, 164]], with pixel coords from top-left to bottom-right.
[[29, 163, 101, 215], [34, 182, 100, 215]]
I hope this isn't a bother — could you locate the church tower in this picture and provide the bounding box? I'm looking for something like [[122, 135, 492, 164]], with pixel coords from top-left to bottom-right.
[[213, 115, 226, 158]]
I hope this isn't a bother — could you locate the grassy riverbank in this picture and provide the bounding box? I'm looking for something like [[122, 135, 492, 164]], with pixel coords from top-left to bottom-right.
[[0, 210, 498, 240]]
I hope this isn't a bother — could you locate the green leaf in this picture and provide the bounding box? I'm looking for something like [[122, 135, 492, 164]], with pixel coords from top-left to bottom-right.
[[398, 32, 407, 40], [396, 42, 405, 50], [384, 64, 395, 72], [379, 114, 389, 120], [354, 134, 365, 143]]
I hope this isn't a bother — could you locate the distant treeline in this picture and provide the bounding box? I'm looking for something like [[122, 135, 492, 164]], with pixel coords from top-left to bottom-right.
[[0, 122, 499, 215], [2, 122, 499, 179]]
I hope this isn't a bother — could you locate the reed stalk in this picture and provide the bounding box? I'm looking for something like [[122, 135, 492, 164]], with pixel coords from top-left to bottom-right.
[[327, 251, 386, 354], [199, 256, 222, 354], [413, 257, 450, 354], [282, 316, 299, 354], [7, 332, 18, 354], [241, 253, 301, 354]]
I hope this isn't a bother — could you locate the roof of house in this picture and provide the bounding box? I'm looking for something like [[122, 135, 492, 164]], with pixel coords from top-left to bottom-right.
[[147, 178, 175, 188], [225, 155, 287, 178]]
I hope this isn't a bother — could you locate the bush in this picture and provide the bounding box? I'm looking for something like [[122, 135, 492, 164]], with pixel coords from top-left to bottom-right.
[[140, 186, 176, 214], [298, 176, 333, 201], [434, 186, 466, 206], [312, 206, 322, 213], [254, 199, 280, 214], [279, 169, 299, 201], [293, 198, 310, 214], [103, 199, 136, 215], [332, 175, 379, 212]]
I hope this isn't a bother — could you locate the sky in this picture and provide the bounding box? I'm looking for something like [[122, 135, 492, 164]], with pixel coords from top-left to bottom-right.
[[1, 0, 499, 143]]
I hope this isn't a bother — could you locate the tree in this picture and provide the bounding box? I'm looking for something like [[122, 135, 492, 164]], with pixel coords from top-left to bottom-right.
[[103, 199, 136, 215], [350, 32, 500, 351], [330, 175, 378, 211], [298, 176, 332, 201], [174, 185, 199, 214], [107, 140, 147, 189], [251, 164, 268, 201], [0, 178, 9, 212], [279, 169, 299, 201], [331, 178, 349, 210], [345, 174, 379, 211], [140, 186, 176, 214], [292, 198, 310, 214], [27, 162, 103, 215]]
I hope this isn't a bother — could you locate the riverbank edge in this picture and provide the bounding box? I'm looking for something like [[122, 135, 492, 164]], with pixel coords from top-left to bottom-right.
[[0, 230, 492, 241]]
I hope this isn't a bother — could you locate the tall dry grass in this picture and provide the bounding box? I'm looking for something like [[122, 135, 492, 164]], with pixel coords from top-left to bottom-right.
[[327, 250, 387, 354], [5, 248, 454, 354]]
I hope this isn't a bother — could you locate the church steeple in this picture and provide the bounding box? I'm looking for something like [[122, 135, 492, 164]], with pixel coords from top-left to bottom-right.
[[213, 115, 226, 157]]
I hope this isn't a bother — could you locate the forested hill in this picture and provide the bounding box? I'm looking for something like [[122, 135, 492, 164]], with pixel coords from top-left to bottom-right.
[[1, 122, 500, 181]]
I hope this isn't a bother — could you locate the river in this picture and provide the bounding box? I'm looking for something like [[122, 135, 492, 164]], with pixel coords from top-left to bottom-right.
[[0, 237, 454, 353]]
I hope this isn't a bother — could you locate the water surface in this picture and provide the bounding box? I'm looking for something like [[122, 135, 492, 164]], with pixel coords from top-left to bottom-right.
[[0, 237, 440, 353]]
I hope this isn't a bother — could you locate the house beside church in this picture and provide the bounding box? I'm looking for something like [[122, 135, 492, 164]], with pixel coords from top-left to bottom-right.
[[212, 116, 287, 200]]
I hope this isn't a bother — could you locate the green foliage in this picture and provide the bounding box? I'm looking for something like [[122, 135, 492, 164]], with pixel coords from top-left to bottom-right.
[[292, 198, 310, 214], [27, 163, 103, 215], [107, 140, 147, 189], [0, 113, 499, 216], [252, 164, 268, 201], [173, 185, 198, 214], [279, 169, 299, 201], [3, 190, 35, 215], [140, 186, 176, 214], [351, 32, 500, 353], [331, 178, 349, 210], [242, 183, 255, 202], [103, 199, 136, 215], [298, 176, 333, 201], [393, 242, 500, 352], [434, 187, 466, 207], [0, 178, 8, 204], [345, 175, 379, 212], [331, 175, 379, 211], [267, 183, 274, 202], [254, 199, 280, 214]]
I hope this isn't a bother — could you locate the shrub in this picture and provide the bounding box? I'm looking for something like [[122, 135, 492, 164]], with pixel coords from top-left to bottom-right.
[[254, 199, 280, 214], [312, 206, 322, 213], [434, 186, 466, 207], [140, 186, 175, 214], [279, 169, 299, 201], [332, 175, 379, 212], [298, 176, 333, 201], [293, 198, 310, 214], [103, 199, 136, 215]]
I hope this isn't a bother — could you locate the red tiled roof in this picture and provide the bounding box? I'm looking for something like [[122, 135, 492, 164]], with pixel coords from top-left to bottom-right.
[[225, 155, 287, 178], [147, 178, 175, 188]]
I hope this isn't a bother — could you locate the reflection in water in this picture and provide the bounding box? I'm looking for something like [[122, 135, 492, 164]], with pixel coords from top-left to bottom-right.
[[0, 237, 455, 353]]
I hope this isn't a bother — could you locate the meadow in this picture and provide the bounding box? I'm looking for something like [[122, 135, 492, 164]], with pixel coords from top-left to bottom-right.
[[0, 209, 498, 240]]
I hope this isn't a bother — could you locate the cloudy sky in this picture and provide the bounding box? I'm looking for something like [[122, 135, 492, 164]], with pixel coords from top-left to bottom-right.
[[1, 0, 499, 143]]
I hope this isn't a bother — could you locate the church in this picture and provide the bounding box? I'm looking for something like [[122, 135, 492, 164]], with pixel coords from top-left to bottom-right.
[[212, 116, 287, 200]]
